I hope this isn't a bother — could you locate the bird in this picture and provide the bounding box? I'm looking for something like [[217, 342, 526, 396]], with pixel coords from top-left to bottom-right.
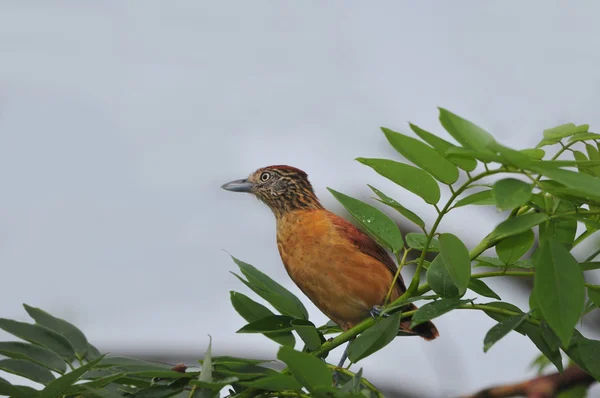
[[221, 165, 438, 370]]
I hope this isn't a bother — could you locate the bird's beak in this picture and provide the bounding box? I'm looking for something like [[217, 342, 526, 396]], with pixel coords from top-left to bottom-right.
[[221, 178, 255, 193]]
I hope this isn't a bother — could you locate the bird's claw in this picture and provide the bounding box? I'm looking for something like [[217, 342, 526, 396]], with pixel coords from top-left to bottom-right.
[[369, 305, 388, 318]]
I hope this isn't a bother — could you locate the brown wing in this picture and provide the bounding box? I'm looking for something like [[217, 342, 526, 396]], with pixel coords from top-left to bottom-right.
[[326, 211, 407, 292], [326, 211, 439, 340]]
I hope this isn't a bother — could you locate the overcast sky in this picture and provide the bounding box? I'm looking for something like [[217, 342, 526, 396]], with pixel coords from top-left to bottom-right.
[[1, 2, 600, 397]]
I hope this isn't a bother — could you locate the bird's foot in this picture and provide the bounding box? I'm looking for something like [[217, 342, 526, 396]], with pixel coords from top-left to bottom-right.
[[369, 305, 388, 318]]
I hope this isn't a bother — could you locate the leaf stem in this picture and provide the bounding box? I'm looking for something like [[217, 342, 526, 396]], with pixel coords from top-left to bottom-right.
[[405, 168, 507, 295], [384, 249, 409, 307]]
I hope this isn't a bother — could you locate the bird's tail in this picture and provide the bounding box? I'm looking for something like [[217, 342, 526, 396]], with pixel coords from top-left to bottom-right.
[[400, 303, 439, 341]]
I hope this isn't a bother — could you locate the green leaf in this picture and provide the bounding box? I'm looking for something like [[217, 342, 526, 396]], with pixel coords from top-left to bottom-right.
[[229, 291, 296, 347], [290, 319, 322, 351], [0, 359, 55, 385], [357, 158, 440, 204], [438, 233, 471, 295], [230, 256, 308, 320], [97, 356, 172, 370], [236, 316, 294, 334], [533, 239, 585, 346], [328, 188, 403, 252], [411, 299, 469, 327], [492, 179, 532, 211], [0, 377, 39, 398], [520, 148, 545, 160], [409, 123, 477, 171], [426, 254, 460, 299], [454, 190, 496, 208], [405, 233, 439, 252], [531, 164, 600, 202], [481, 302, 564, 371], [495, 229, 534, 264], [86, 343, 102, 361], [483, 313, 528, 352], [0, 319, 75, 361], [23, 304, 88, 359], [347, 312, 402, 363], [489, 142, 532, 169], [239, 374, 303, 391], [381, 127, 459, 184], [588, 286, 600, 307], [573, 150, 594, 176], [468, 279, 501, 300], [438, 108, 496, 152], [585, 143, 600, 176], [368, 185, 425, 229], [0, 342, 66, 374], [574, 335, 600, 382], [489, 213, 549, 241], [445, 147, 502, 163], [543, 123, 588, 140], [276, 346, 331, 393], [539, 218, 577, 251], [568, 132, 600, 143]]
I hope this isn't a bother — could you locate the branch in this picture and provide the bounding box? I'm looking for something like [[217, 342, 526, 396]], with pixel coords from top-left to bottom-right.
[[461, 366, 595, 398]]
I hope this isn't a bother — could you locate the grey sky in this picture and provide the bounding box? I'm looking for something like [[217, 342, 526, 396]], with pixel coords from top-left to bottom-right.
[[1, 2, 600, 396]]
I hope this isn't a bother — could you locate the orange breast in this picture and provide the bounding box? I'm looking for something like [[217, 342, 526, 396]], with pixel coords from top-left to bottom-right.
[[275, 209, 400, 330]]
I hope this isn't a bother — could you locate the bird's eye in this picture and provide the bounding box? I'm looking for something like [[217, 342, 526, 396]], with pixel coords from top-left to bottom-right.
[[260, 172, 271, 182]]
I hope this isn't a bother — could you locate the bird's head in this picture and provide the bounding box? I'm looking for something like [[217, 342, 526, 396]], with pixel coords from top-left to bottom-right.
[[221, 165, 323, 217]]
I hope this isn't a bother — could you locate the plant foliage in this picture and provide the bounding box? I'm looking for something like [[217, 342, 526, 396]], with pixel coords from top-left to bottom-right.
[[2, 109, 600, 397]]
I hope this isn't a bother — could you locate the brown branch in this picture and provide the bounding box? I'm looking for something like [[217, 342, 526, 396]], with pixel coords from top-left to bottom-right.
[[461, 366, 595, 398]]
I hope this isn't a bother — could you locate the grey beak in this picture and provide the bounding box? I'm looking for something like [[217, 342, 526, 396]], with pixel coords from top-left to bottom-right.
[[221, 178, 254, 193]]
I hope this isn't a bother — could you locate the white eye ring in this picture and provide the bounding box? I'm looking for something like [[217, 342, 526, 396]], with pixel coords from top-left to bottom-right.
[[260, 172, 271, 182]]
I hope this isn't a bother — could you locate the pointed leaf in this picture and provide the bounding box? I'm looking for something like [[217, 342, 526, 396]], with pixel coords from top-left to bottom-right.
[[405, 233, 439, 252], [410, 123, 477, 171], [357, 158, 440, 204], [520, 149, 545, 160], [39, 355, 104, 398], [492, 179, 532, 211], [368, 185, 425, 228], [568, 132, 600, 143], [496, 229, 534, 264], [588, 286, 600, 308], [23, 304, 88, 359], [277, 346, 331, 393], [0, 359, 55, 385], [411, 299, 469, 327], [468, 279, 501, 300], [230, 291, 295, 347], [347, 312, 402, 363], [483, 313, 528, 352], [531, 164, 600, 202], [426, 254, 460, 299], [438, 108, 495, 152], [489, 213, 549, 241], [533, 239, 585, 346], [0, 342, 66, 374], [328, 188, 403, 253], [539, 218, 577, 251], [454, 190, 495, 208], [543, 123, 588, 140], [438, 233, 471, 295], [0, 377, 39, 398], [231, 256, 308, 319], [290, 319, 322, 351], [237, 316, 294, 334], [381, 127, 459, 184], [0, 319, 75, 361]]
